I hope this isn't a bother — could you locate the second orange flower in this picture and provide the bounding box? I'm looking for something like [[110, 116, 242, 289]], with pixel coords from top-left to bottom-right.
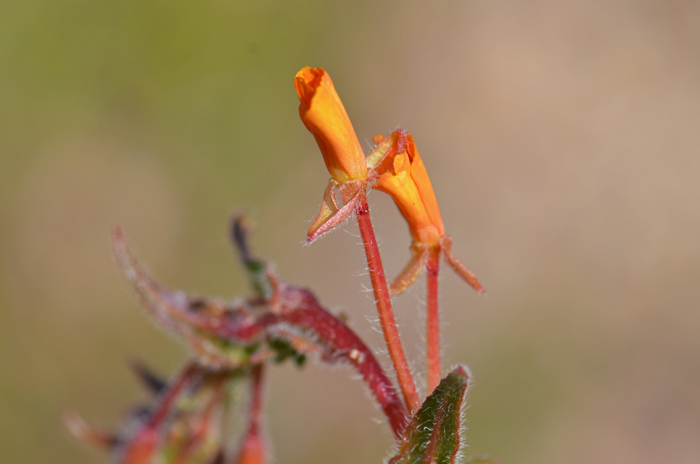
[[371, 131, 485, 295]]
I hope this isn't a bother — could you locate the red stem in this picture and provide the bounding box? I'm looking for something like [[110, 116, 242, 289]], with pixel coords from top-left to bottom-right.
[[275, 298, 409, 436], [236, 364, 266, 464], [355, 192, 419, 413], [120, 362, 200, 463], [248, 364, 265, 433], [426, 248, 441, 393], [115, 227, 411, 434]]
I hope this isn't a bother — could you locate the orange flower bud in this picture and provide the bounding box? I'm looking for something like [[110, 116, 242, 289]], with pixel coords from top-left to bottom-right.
[[373, 134, 444, 245], [295, 67, 367, 183]]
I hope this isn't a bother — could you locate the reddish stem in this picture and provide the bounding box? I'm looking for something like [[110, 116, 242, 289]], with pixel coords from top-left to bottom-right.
[[426, 248, 441, 393], [274, 296, 409, 436], [248, 364, 265, 434], [355, 192, 419, 413], [236, 364, 266, 464], [119, 362, 200, 463], [115, 227, 411, 435]]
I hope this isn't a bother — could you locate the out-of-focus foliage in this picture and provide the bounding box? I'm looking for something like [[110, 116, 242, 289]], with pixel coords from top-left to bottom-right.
[[108, 222, 409, 436], [66, 363, 237, 464]]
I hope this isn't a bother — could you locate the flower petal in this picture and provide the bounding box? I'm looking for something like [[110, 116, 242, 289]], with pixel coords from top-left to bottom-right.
[[295, 67, 367, 182], [373, 152, 443, 244]]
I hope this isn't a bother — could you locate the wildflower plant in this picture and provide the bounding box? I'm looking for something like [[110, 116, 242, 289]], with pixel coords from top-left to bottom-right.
[[65, 67, 499, 464]]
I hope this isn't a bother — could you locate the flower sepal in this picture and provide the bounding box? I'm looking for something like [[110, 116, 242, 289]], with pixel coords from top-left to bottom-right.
[[306, 128, 409, 243], [390, 236, 485, 296], [440, 235, 485, 294], [306, 179, 364, 243]]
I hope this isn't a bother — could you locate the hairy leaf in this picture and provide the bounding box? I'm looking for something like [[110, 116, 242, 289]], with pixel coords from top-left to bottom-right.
[[388, 366, 470, 464]]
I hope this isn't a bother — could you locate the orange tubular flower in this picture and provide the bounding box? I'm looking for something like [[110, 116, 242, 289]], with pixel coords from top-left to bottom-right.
[[295, 67, 372, 242], [295, 67, 367, 183], [372, 133, 485, 295]]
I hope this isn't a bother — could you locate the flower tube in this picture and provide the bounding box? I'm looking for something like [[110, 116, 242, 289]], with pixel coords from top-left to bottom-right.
[[295, 67, 367, 183]]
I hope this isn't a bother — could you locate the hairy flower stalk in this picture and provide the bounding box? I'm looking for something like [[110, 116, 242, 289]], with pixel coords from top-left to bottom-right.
[[355, 192, 420, 412]]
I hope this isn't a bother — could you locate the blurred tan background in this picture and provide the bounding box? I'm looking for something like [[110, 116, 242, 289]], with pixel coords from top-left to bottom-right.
[[2, 0, 700, 463]]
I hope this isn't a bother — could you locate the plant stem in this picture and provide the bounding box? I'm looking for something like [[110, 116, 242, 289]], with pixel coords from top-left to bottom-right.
[[276, 295, 409, 436], [355, 192, 419, 413], [248, 364, 265, 433], [426, 248, 441, 393], [235, 364, 266, 464]]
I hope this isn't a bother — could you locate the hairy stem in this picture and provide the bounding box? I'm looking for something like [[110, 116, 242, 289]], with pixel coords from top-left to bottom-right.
[[275, 298, 409, 436], [426, 248, 441, 393], [355, 192, 419, 413]]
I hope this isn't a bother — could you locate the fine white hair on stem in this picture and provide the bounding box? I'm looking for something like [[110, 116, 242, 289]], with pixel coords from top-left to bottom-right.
[[358, 282, 373, 293], [343, 228, 361, 239]]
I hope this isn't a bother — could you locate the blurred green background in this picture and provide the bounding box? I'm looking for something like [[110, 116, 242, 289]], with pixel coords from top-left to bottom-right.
[[2, 0, 700, 463]]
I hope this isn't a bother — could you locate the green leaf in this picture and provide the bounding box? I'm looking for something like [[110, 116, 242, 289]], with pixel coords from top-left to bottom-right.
[[267, 337, 307, 367], [388, 366, 470, 464]]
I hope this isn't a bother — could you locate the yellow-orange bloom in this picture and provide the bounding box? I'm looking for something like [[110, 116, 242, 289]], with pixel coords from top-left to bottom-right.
[[373, 134, 444, 245], [295, 67, 367, 183], [372, 133, 484, 295]]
